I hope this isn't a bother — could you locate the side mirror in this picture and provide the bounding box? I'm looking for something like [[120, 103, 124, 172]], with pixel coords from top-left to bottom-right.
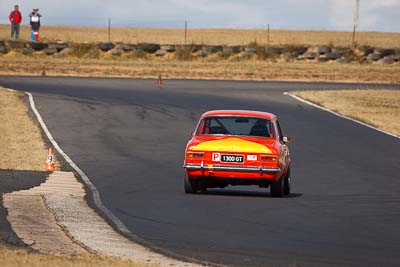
[[283, 136, 293, 143]]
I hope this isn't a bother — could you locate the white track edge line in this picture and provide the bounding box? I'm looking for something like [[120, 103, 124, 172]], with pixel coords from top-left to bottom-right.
[[26, 92, 131, 234], [283, 92, 400, 140], [26, 92, 208, 266]]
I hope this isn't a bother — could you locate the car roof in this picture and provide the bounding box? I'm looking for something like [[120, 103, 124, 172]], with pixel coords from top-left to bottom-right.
[[201, 110, 277, 120]]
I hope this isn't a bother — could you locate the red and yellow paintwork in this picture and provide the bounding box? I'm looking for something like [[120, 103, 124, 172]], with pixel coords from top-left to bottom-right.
[[184, 110, 291, 183]]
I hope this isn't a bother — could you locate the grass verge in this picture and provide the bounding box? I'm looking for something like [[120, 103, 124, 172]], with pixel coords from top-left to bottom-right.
[[291, 89, 400, 136], [0, 247, 156, 267], [0, 88, 46, 171], [0, 57, 399, 84]]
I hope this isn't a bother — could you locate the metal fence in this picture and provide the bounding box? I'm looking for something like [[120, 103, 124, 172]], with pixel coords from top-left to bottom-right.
[[1, 15, 399, 31]]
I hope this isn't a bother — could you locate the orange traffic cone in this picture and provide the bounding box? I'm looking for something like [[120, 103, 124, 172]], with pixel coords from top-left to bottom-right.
[[156, 73, 163, 87], [45, 148, 55, 171]]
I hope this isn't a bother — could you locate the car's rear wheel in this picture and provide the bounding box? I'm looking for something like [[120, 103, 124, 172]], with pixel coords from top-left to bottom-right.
[[270, 177, 284, 197], [283, 167, 291, 196], [184, 173, 198, 194]]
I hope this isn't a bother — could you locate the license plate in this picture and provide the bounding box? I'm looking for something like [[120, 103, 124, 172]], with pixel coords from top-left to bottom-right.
[[221, 154, 244, 163]]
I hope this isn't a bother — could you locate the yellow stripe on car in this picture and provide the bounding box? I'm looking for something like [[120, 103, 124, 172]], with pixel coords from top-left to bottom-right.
[[190, 138, 272, 153]]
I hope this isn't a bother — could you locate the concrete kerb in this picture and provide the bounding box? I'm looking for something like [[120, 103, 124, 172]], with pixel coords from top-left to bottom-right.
[[283, 91, 400, 140], [5, 171, 200, 265], [25, 91, 208, 266], [3, 172, 89, 256]]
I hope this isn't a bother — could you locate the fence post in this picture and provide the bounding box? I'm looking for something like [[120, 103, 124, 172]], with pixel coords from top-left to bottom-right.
[[108, 18, 111, 42], [352, 0, 359, 47], [267, 24, 270, 48], [184, 20, 188, 45]]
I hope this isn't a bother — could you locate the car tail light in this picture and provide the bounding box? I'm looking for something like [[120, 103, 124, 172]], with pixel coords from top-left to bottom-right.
[[187, 152, 204, 159], [260, 155, 278, 162]]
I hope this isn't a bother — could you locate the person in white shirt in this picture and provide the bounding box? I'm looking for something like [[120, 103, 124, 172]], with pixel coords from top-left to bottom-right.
[[29, 8, 42, 32]]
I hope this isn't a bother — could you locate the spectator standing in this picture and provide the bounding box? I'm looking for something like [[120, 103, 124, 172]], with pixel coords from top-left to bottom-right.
[[9, 5, 22, 40], [29, 8, 42, 41]]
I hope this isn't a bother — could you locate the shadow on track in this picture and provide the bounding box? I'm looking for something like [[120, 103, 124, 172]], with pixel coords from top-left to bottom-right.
[[198, 189, 303, 199]]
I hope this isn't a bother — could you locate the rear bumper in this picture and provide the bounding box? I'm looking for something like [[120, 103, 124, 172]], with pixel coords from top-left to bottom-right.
[[183, 163, 280, 173]]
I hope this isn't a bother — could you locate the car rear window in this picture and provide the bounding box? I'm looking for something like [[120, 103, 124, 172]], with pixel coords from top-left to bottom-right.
[[196, 116, 274, 138]]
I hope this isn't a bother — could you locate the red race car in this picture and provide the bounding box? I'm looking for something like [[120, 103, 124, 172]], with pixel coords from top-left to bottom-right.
[[183, 110, 292, 197]]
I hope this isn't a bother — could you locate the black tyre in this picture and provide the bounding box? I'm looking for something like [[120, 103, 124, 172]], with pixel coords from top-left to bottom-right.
[[284, 167, 291, 196], [96, 42, 115, 52], [184, 173, 198, 194], [30, 42, 49, 51], [137, 43, 160, 53], [270, 177, 284, 197]]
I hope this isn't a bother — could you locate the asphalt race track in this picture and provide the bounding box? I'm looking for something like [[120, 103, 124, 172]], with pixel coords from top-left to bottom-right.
[[1, 76, 400, 267]]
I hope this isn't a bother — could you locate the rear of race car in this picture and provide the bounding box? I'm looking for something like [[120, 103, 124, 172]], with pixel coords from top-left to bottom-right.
[[183, 111, 291, 195], [184, 150, 281, 179], [183, 138, 284, 189]]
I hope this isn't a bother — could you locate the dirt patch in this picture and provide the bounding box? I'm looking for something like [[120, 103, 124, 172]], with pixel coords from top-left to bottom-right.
[[3, 193, 87, 256], [3, 171, 87, 256], [0, 170, 47, 247], [292, 89, 400, 136]]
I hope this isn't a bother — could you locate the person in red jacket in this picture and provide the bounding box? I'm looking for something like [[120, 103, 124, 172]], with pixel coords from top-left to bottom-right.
[[9, 5, 22, 40]]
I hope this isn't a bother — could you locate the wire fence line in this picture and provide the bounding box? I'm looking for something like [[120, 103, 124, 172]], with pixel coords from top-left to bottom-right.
[[1, 16, 400, 32], [0, 17, 399, 48]]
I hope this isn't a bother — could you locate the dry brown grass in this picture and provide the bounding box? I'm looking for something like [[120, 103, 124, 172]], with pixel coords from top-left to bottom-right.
[[0, 247, 156, 267], [1, 25, 400, 48], [292, 89, 400, 136], [0, 87, 46, 171], [1, 25, 399, 83], [0, 57, 399, 84]]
